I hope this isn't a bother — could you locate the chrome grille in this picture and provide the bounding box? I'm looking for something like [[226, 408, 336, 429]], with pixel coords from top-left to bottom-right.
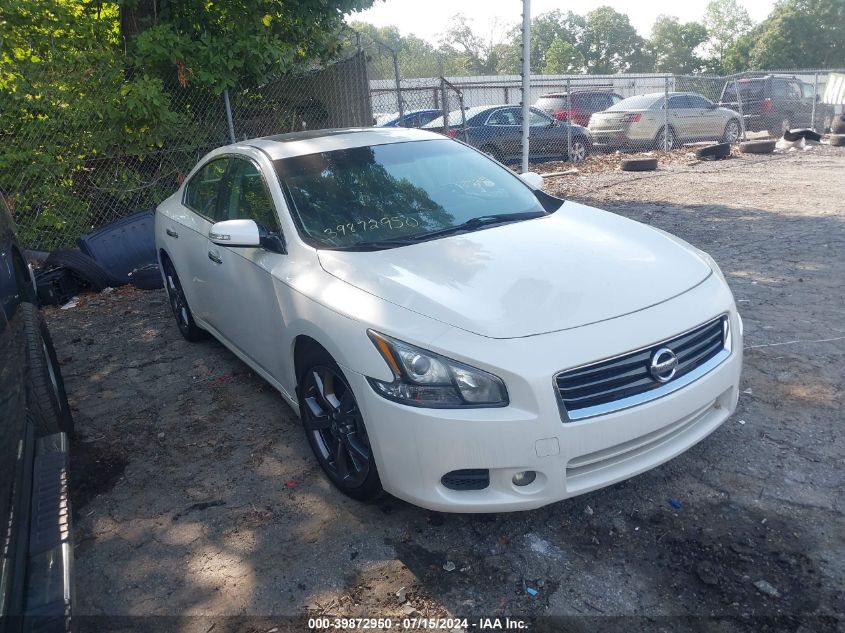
[[555, 316, 729, 420]]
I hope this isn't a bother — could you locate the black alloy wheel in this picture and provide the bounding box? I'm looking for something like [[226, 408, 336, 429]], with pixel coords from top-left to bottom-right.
[[162, 259, 206, 342], [300, 359, 381, 500]]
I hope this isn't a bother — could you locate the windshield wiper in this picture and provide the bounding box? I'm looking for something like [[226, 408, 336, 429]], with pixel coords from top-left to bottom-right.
[[325, 238, 419, 251], [407, 211, 547, 241]]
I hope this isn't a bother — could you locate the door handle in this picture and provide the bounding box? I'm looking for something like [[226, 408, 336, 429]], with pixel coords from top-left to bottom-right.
[[208, 251, 222, 264], [166, 228, 179, 238]]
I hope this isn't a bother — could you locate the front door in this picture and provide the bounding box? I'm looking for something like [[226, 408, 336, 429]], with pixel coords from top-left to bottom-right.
[[203, 156, 288, 381]]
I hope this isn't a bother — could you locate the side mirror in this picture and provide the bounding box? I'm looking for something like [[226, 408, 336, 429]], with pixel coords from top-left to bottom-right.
[[209, 219, 260, 247], [518, 171, 544, 191]]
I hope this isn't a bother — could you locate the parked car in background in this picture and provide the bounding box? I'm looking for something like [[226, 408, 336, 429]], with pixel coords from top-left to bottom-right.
[[535, 90, 623, 127], [422, 104, 592, 162], [376, 109, 442, 129], [718, 74, 833, 136], [589, 92, 742, 150], [156, 127, 742, 513], [0, 195, 74, 631]]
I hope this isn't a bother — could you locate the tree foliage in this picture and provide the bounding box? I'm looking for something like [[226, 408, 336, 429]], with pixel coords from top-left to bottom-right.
[[703, 0, 753, 72], [0, 0, 372, 247], [650, 15, 708, 74]]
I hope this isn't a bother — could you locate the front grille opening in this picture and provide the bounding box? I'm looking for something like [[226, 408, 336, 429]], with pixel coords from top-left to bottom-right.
[[556, 316, 727, 416], [441, 469, 490, 491]]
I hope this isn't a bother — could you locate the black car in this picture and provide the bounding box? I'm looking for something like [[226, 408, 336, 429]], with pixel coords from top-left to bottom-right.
[[718, 74, 833, 136], [422, 104, 593, 163], [0, 194, 74, 632]]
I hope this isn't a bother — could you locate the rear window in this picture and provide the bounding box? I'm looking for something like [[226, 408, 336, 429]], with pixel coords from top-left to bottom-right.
[[536, 97, 567, 111], [723, 80, 765, 101], [608, 94, 660, 111]]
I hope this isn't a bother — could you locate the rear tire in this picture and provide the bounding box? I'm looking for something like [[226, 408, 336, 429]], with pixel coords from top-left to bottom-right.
[[162, 258, 207, 342], [21, 302, 73, 436], [655, 126, 676, 150], [297, 347, 382, 502]]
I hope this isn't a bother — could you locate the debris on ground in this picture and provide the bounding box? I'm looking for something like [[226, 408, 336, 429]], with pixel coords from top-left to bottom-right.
[[753, 579, 782, 598], [669, 499, 682, 509], [526, 587, 539, 597], [442, 561, 456, 572]]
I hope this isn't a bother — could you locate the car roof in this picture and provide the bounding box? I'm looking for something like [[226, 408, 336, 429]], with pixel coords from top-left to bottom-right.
[[539, 90, 619, 97], [237, 127, 443, 160]]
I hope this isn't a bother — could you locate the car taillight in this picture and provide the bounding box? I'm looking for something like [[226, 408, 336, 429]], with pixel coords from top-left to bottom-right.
[[554, 110, 576, 121], [762, 98, 774, 112], [622, 113, 642, 123], [447, 128, 457, 138]]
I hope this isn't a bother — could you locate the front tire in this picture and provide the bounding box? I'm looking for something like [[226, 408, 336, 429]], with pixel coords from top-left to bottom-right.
[[722, 119, 741, 143], [298, 349, 382, 501], [21, 302, 73, 436]]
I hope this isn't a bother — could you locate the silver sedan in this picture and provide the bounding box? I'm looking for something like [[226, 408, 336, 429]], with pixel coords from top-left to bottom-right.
[[588, 92, 742, 150]]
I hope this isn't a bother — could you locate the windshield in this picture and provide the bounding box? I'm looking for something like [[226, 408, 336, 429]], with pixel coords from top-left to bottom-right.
[[608, 94, 660, 111], [274, 139, 546, 250]]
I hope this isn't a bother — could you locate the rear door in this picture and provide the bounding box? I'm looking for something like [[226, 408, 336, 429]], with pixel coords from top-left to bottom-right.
[[202, 155, 288, 380], [668, 95, 695, 139], [166, 156, 231, 322], [483, 107, 522, 159]]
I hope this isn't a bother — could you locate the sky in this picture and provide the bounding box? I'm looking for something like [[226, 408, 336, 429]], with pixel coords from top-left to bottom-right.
[[347, 0, 777, 42]]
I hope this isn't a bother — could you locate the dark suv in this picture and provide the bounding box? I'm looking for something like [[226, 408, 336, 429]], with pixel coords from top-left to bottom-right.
[[718, 75, 833, 136], [535, 91, 623, 127], [0, 195, 74, 632]]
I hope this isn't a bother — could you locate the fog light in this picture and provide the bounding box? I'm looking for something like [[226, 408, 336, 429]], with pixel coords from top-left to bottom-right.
[[512, 471, 536, 487]]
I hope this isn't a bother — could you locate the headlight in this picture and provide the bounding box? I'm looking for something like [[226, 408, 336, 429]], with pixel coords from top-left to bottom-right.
[[367, 331, 508, 408]]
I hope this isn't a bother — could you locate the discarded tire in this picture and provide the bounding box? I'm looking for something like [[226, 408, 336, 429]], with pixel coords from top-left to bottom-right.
[[21, 302, 74, 436], [129, 263, 164, 290], [831, 115, 845, 135], [620, 157, 658, 172], [739, 140, 777, 154], [694, 143, 731, 159], [829, 134, 845, 147], [44, 249, 114, 291], [783, 128, 822, 143]]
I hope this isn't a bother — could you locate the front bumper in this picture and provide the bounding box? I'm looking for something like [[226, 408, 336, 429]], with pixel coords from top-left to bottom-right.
[[349, 276, 742, 513]]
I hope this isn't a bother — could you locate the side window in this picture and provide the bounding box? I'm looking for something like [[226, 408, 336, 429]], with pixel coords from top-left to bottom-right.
[[668, 95, 688, 109], [529, 109, 552, 127], [788, 82, 802, 99], [801, 83, 815, 99], [771, 81, 789, 98], [487, 110, 518, 125], [184, 158, 230, 219], [690, 95, 711, 109], [611, 94, 623, 106], [220, 159, 281, 233]]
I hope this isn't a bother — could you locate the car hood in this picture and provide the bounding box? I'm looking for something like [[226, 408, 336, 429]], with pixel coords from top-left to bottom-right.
[[317, 201, 712, 339]]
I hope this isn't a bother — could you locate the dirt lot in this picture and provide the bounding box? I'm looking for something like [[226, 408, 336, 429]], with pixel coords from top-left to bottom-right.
[[47, 145, 844, 632]]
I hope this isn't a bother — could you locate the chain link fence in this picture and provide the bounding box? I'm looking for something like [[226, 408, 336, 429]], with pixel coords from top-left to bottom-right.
[[3, 29, 843, 251]]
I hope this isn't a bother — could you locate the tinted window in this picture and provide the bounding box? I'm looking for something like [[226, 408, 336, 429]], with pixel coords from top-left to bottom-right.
[[529, 109, 552, 127], [688, 95, 712, 109], [275, 139, 545, 250], [668, 95, 691, 109], [487, 109, 519, 125], [417, 111, 440, 127], [536, 97, 566, 112], [185, 158, 230, 218], [219, 159, 281, 232]]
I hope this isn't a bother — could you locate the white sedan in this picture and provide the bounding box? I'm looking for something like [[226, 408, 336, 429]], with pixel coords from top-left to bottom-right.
[[155, 127, 742, 513]]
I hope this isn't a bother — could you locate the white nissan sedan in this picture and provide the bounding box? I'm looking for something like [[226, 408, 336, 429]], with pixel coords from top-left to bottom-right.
[[155, 127, 742, 512]]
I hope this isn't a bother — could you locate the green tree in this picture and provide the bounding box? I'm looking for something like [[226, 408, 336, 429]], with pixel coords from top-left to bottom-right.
[[649, 15, 708, 74], [581, 7, 651, 73], [438, 14, 510, 75], [0, 0, 373, 248], [544, 38, 586, 74], [746, 0, 844, 69], [703, 0, 753, 72]]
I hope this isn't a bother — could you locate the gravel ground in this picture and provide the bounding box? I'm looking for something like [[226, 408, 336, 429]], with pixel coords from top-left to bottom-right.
[[47, 145, 844, 633]]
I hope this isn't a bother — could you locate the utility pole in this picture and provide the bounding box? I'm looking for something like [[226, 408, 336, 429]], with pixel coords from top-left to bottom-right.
[[520, 0, 531, 173]]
